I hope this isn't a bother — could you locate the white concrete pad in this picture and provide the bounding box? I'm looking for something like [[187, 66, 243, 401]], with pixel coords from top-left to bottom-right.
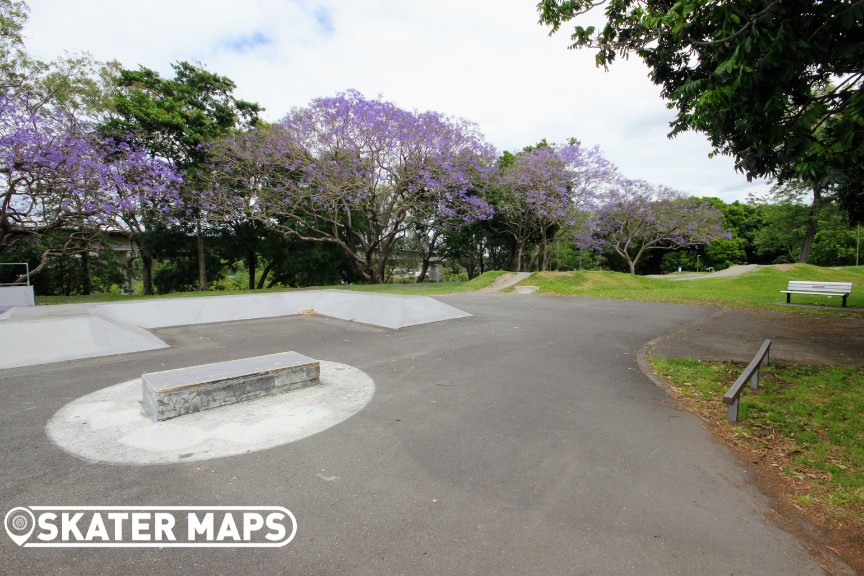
[[0, 290, 471, 370], [45, 360, 374, 465]]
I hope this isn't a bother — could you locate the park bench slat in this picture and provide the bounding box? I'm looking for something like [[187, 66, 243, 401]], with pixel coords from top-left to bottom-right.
[[781, 281, 852, 307]]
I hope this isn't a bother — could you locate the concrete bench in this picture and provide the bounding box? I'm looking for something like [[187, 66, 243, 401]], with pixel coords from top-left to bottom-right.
[[781, 281, 853, 307], [142, 351, 320, 422]]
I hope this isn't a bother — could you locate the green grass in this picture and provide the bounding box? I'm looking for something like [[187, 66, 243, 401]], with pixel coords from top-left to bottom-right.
[[322, 270, 510, 295], [516, 264, 864, 317], [31, 265, 863, 316], [651, 356, 864, 527]]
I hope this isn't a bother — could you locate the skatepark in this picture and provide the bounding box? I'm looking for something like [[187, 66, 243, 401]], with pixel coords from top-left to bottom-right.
[[1, 290, 861, 575]]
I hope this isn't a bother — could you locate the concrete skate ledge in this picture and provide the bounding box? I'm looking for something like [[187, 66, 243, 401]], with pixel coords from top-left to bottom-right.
[[142, 351, 320, 422]]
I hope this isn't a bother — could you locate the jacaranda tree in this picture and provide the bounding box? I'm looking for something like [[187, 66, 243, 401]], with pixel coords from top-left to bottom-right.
[[496, 141, 614, 271], [0, 89, 181, 279], [208, 90, 495, 283], [582, 180, 729, 274]]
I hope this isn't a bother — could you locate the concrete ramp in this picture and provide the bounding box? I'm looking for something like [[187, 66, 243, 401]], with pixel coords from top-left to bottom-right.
[[92, 290, 470, 330], [312, 290, 472, 329], [96, 292, 324, 329], [0, 310, 168, 369], [0, 290, 471, 369]]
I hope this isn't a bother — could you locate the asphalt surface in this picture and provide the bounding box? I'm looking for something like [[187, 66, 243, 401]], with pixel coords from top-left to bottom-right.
[[0, 294, 831, 575], [653, 307, 864, 366]]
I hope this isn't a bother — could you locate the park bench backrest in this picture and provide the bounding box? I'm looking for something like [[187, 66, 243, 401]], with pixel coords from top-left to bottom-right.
[[786, 281, 852, 294]]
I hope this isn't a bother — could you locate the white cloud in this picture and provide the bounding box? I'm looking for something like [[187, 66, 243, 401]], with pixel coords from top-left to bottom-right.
[[23, 0, 771, 202]]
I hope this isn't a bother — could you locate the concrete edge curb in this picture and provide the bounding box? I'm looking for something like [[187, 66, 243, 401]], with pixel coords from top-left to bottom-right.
[[636, 308, 727, 394]]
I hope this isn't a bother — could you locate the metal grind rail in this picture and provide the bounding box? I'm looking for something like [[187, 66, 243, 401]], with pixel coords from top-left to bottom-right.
[[722, 339, 772, 422]]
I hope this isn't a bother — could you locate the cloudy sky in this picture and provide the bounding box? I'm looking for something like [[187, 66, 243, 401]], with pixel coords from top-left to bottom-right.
[[22, 0, 771, 202]]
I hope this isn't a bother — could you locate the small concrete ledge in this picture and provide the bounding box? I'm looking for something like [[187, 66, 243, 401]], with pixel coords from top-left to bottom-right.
[[142, 351, 320, 422], [0, 285, 34, 306], [514, 286, 539, 294]]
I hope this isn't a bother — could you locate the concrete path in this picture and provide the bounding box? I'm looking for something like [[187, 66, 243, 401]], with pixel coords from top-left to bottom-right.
[[477, 271, 532, 293], [647, 263, 761, 281], [0, 294, 836, 575]]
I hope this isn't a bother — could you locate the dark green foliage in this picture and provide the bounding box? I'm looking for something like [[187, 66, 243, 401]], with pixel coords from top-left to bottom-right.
[[659, 251, 696, 274], [145, 225, 228, 294], [811, 228, 859, 267], [249, 237, 353, 289], [649, 196, 860, 272], [1, 241, 125, 296], [108, 62, 262, 171], [546, 241, 603, 271], [538, 0, 864, 220], [704, 237, 748, 270], [106, 61, 263, 291]]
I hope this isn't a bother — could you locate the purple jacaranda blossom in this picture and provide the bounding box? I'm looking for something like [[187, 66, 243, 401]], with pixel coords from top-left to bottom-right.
[[579, 179, 729, 274], [207, 90, 495, 283], [496, 142, 616, 271], [1, 90, 182, 276]]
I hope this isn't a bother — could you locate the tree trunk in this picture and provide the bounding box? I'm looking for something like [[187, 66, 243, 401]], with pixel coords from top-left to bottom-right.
[[80, 251, 91, 295], [527, 246, 540, 272], [196, 215, 208, 291], [512, 241, 524, 272], [369, 262, 383, 284], [247, 250, 257, 290], [140, 249, 154, 295], [415, 237, 437, 283], [416, 260, 431, 283], [538, 228, 548, 271], [266, 272, 289, 289], [257, 260, 276, 290], [798, 188, 822, 264]]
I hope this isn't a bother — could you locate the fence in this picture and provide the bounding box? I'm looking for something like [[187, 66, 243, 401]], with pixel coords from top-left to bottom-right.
[[0, 262, 30, 286]]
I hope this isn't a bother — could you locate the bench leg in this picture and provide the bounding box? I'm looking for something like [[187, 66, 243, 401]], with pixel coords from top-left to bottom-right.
[[842, 294, 847, 307], [786, 293, 791, 304]]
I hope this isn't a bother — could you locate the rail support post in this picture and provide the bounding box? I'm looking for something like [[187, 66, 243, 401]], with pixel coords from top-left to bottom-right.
[[727, 397, 740, 423]]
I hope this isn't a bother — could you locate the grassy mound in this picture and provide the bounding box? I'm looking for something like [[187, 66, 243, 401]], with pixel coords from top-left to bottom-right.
[[518, 265, 864, 315], [464, 270, 510, 290]]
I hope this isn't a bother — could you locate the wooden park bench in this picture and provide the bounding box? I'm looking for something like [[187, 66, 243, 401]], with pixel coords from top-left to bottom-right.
[[781, 281, 853, 307]]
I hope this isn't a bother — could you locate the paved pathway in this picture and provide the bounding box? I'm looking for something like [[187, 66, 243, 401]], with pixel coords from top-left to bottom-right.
[[477, 271, 532, 293], [0, 293, 839, 575], [647, 263, 761, 281]]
